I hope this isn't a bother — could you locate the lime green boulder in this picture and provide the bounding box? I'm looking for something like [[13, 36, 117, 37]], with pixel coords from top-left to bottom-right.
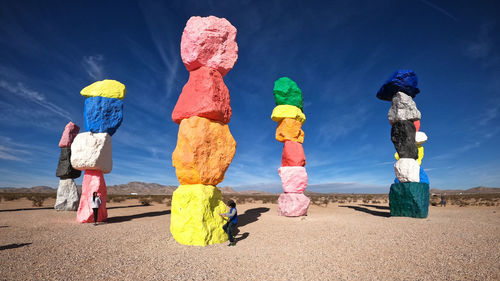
[[389, 182, 429, 218], [273, 77, 304, 111]]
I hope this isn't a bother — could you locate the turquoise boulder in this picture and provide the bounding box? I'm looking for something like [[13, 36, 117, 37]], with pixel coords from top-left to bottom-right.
[[389, 182, 429, 218]]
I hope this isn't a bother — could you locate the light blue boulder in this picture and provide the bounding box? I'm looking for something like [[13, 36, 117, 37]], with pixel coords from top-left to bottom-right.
[[84, 96, 123, 136]]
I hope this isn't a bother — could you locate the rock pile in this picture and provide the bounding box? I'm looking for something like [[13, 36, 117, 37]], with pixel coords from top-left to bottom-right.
[[377, 70, 429, 218], [54, 121, 81, 211], [272, 77, 310, 216], [170, 16, 238, 246], [70, 80, 126, 223]]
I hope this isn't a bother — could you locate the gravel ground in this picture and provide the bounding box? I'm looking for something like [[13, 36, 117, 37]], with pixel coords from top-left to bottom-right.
[[0, 198, 499, 280]]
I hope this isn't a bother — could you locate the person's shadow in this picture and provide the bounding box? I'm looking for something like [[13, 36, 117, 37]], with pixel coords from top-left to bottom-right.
[[232, 207, 270, 242]]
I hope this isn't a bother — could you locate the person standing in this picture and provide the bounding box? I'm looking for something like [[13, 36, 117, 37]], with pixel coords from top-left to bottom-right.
[[220, 200, 238, 246], [90, 192, 102, 225], [441, 194, 447, 207]]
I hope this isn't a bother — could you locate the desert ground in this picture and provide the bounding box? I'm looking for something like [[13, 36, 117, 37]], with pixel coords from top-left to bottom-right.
[[0, 198, 499, 281]]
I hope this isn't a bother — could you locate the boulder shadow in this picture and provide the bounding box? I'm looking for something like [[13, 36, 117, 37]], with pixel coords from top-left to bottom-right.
[[339, 205, 390, 218], [360, 204, 390, 210], [0, 207, 53, 213], [0, 242, 32, 251], [106, 210, 171, 224], [237, 207, 270, 227]]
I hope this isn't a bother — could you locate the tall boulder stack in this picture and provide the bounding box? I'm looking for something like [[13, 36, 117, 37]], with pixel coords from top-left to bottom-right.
[[272, 77, 310, 216], [376, 70, 429, 218], [55, 121, 81, 211], [170, 16, 238, 246], [71, 79, 126, 223]]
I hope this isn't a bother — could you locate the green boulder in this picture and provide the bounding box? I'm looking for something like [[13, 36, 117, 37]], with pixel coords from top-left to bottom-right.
[[273, 77, 304, 111], [389, 182, 429, 218]]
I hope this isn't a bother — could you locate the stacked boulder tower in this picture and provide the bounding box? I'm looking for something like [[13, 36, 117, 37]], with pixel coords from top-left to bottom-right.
[[70, 80, 126, 223], [272, 77, 310, 216], [170, 16, 238, 246], [54, 121, 82, 211], [376, 70, 429, 218]]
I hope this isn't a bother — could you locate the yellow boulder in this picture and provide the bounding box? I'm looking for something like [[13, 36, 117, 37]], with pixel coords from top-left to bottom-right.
[[170, 184, 228, 246], [271, 105, 306, 123], [172, 116, 236, 186], [81, 79, 126, 100], [276, 118, 304, 143], [394, 145, 424, 165]]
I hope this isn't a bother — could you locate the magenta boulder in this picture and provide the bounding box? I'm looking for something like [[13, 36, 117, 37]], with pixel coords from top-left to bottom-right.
[[58, 121, 80, 148]]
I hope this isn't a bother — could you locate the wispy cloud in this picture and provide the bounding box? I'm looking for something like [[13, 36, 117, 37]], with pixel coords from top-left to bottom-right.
[[0, 80, 72, 120], [419, 0, 458, 21], [82, 55, 104, 80], [0, 136, 31, 162]]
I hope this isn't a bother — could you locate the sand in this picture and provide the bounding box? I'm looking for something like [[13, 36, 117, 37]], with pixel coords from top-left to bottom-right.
[[0, 198, 499, 280]]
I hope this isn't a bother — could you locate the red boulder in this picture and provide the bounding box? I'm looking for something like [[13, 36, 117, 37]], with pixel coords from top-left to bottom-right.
[[281, 141, 306, 166]]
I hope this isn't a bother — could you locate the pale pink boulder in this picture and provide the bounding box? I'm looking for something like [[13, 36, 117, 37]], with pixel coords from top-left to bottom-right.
[[180, 16, 238, 76], [278, 166, 307, 193], [277, 193, 310, 216], [76, 170, 107, 223], [58, 121, 80, 148]]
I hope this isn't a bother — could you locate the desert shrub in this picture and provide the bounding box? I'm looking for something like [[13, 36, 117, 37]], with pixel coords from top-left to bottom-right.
[[151, 195, 165, 204], [2, 193, 23, 201], [27, 195, 44, 207], [371, 200, 381, 204], [139, 197, 152, 206], [112, 196, 126, 203], [165, 199, 171, 207]]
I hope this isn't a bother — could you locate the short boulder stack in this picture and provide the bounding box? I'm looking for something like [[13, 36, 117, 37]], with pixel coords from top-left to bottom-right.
[[272, 77, 310, 216], [71, 79, 126, 223], [376, 70, 429, 218], [54, 121, 81, 211], [170, 16, 238, 246]]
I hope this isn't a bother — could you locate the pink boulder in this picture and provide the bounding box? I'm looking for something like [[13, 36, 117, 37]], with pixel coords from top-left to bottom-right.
[[180, 16, 238, 76], [281, 141, 306, 166], [277, 193, 310, 216], [76, 170, 107, 223], [58, 121, 80, 148], [278, 166, 307, 193], [172, 66, 231, 124]]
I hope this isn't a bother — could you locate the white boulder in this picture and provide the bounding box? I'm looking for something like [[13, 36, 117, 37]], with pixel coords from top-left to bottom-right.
[[54, 178, 80, 211], [388, 92, 421, 124], [394, 158, 420, 182], [415, 131, 428, 145], [70, 132, 112, 173]]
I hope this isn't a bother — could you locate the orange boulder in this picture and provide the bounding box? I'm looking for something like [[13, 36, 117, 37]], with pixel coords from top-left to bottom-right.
[[276, 118, 304, 143], [172, 116, 236, 185]]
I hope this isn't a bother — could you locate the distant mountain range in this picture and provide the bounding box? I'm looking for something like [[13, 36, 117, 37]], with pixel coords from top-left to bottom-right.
[[0, 183, 498, 195]]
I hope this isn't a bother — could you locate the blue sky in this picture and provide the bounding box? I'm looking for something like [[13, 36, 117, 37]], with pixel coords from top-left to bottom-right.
[[0, 0, 499, 193]]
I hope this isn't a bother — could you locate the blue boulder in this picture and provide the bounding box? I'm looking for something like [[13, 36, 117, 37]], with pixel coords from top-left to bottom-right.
[[84, 96, 123, 136], [376, 70, 420, 101]]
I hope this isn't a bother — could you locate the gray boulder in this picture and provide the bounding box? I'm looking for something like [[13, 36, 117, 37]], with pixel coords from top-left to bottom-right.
[[54, 178, 80, 211], [56, 148, 82, 179], [388, 92, 421, 124]]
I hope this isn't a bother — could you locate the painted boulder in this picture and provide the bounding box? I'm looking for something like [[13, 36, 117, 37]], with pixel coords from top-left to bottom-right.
[[172, 116, 236, 185], [394, 158, 420, 182], [389, 182, 429, 218], [276, 118, 304, 143], [80, 79, 126, 100], [278, 166, 307, 193], [376, 70, 419, 101], [180, 16, 238, 76], [387, 92, 421, 125], [391, 120, 418, 159], [170, 184, 228, 246], [71, 132, 112, 174], [277, 193, 310, 217], [84, 96, 123, 136], [273, 77, 303, 111], [76, 170, 107, 223], [54, 178, 80, 211], [172, 66, 231, 124], [271, 105, 306, 124], [58, 121, 80, 148], [56, 147, 82, 179], [281, 141, 306, 166]]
